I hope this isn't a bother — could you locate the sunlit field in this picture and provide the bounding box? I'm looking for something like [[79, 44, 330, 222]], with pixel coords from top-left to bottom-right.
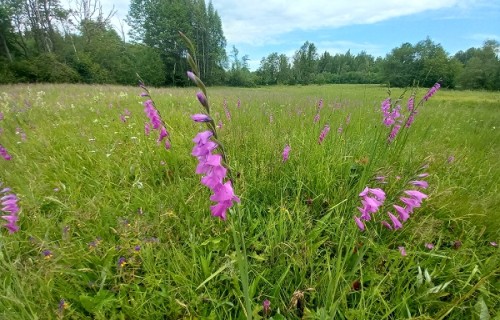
[[0, 83, 499, 319]]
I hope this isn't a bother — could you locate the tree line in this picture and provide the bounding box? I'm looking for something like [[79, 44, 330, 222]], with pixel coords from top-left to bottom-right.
[[1, 0, 499, 90]]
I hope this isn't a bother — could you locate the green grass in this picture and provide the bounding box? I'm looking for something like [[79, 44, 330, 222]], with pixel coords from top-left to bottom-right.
[[0, 83, 499, 319]]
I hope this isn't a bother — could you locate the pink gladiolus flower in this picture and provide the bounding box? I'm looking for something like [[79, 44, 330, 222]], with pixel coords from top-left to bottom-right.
[[393, 204, 409, 222], [313, 113, 320, 123], [423, 82, 441, 101], [318, 99, 324, 110], [388, 212, 402, 230], [354, 216, 365, 231], [0, 144, 12, 160], [210, 181, 240, 203], [360, 187, 386, 201], [192, 140, 218, 158], [193, 130, 213, 145], [318, 124, 330, 144], [400, 197, 420, 211], [191, 114, 212, 122], [157, 126, 169, 143], [1, 187, 20, 233], [144, 122, 151, 136], [404, 190, 428, 202], [381, 221, 393, 230], [399, 246, 407, 256], [388, 124, 401, 143], [282, 144, 291, 162], [223, 99, 231, 121], [407, 96, 415, 112], [410, 180, 428, 189]]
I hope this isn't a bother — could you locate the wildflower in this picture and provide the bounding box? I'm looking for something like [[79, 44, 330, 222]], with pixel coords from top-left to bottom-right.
[[43, 250, 53, 259], [393, 204, 409, 222], [388, 212, 403, 229], [318, 124, 330, 144], [317, 98, 324, 110], [144, 122, 151, 136], [217, 120, 223, 129], [388, 124, 401, 143], [381, 221, 393, 230], [191, 114, 212, 122], [407, 95, 415, 112], [313, 113, 320, 123], [282, 144, 291, 162], [144, 100, 161, 129], [356, 187, 386, 223], [157, 126, 169, 144], [134, 245, 141, 252], [425, 243, 435, 250], [269, 114, 274, 123], [197, 92, 209, 109], [490, 242, 498, 247], [410, 180, 428, 189], [1, 188, 20, 233], [263, 299, 271, 315], [423, 82, 441, 101], [117, 257, 127, 268], [237, 99, 241, 108], [398, 246, 407, 256], [223, 99, 231, 121], [354, 216, 365, 231], [447, 155, 455, 163], [0, 144, 12, 160], [58, 299, 69, 315], [404, 190, 428, 202]]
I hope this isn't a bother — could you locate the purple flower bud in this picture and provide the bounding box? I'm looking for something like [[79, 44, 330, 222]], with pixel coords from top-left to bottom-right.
[[191, 114, 212, 122], [197, 91, 209, 108], [398, 246, 407, 256], [187, 71, 197, 83]]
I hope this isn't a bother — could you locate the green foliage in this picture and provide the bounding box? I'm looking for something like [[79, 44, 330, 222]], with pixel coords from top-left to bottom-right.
[[0, 84, 499, 319]]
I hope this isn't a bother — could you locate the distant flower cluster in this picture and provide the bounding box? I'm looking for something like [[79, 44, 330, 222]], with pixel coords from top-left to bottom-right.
[[354, 170, 429, 231], [140, 83, 171, 150], [382, 82, 441, 143]]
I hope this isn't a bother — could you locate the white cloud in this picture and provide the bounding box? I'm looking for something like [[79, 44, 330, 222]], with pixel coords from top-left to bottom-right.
[[468, 33, 500, 41], [210, 0, 471, 46]]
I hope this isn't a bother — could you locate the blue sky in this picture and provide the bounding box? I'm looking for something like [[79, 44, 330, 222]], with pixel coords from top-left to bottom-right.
[[98, 0, 500, 70]]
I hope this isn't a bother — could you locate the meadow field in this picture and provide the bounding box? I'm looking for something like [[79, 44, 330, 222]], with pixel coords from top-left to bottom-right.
[[0, 83, 499, 319]]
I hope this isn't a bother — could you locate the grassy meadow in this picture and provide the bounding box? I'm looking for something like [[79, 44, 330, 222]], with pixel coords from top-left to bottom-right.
[[0, 83, 499, 319]]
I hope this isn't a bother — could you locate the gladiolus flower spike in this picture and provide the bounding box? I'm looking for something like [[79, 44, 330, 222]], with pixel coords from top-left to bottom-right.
[[139, 82, 172, 150], [187, 68, 239, 221], [354, 171, 429, 231], [1, 184, 20, 233]]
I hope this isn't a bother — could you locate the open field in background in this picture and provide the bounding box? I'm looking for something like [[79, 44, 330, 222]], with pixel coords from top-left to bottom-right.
[[0, 83, 499, 319]]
